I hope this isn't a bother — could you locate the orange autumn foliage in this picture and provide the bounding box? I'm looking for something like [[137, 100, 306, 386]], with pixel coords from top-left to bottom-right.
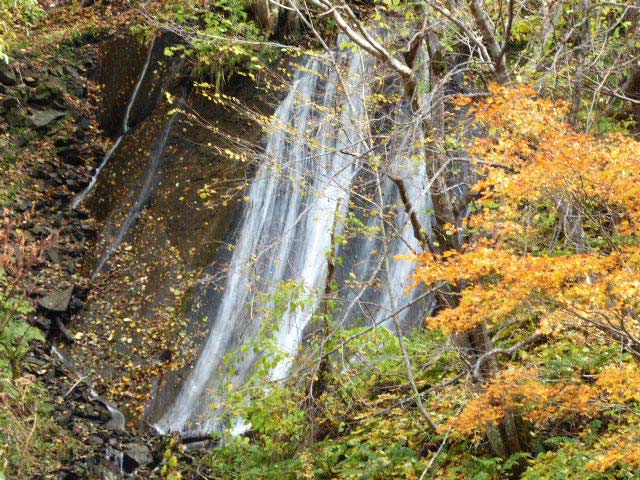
[[468, 84, 640, 239], [453, 364, 640, 440], [587, 425, 640, 472], [409, 84, 640, 339], [410, 244, 622, 333], [406, 85, 640, 456]]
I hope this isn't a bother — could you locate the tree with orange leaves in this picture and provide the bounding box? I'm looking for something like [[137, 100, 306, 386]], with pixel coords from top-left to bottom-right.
[[406, 84, 640, 472]]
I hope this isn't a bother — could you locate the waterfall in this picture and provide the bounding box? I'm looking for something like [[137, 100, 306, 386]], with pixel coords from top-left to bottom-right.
[[156, 43, 372, 435], [91, 108, 179, 279], [70, 36, 157, 209], [352, 118, 433, 330]]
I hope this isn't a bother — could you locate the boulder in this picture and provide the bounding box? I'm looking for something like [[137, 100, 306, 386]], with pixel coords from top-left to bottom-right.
[[30, 108, 65, 128], [39, 286, 74, 312], [123, 444, 152, 467]]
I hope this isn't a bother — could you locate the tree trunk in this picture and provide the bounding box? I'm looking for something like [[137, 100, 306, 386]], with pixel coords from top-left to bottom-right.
[[467, 0, 509, 83], [424, 28, 528, 458], [454, 322, 530, 456], [253, 0, 273, 32]]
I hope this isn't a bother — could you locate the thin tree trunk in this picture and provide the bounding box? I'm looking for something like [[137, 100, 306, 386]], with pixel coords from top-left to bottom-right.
[[424, 26, 528, 457], [570, 0, 591, 125], [467, 0, 510, 83]]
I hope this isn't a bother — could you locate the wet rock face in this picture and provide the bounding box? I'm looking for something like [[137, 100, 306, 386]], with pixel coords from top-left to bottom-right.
[[64, 26, 275, 425], [92, 31, 180, 137]]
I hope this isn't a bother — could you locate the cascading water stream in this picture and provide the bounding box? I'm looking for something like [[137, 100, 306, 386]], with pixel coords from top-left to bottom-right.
[[91, 108, 179, 279], [156, 43, 372, 435], [70, 36, 157, 209]]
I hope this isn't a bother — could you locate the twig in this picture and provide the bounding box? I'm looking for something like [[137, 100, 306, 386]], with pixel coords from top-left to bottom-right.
[[64, 375, 89, 398], [472, 333, 545, 381]]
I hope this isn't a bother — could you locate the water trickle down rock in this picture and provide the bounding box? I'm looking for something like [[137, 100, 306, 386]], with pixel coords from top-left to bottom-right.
[[70, 35, 158, 209], [91, 107, 180, 278]]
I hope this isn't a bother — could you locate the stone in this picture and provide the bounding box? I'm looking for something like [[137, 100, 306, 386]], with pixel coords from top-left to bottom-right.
[[32, 78, 64, 102], [52, 191, 71, 200], [14, 134, 27, 148], [69, 296, 83, 311], [58, 145, 84, 165], [64, 65, 80, 78], [62, 471, 83, 480], [13, 85, 27, 100], [0, 63, 17, 86], [123, 444, 152, 467], [54, 135, 74, 147], [69, 83, 86, 98], [73, 285, 90, 301], [31, 315, 52, 332], [80, 223, 97, 238], [49, 65, 64, 77], [78, 115, 91, 130], [46, 247, 62, 264], [54, 318, 74, 343], [30, 108, 65, 128], [86, 435, 105, 446], [39, 286, 74, 312], [55, 410, 73, 427], [30, 84, 53, 105]]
